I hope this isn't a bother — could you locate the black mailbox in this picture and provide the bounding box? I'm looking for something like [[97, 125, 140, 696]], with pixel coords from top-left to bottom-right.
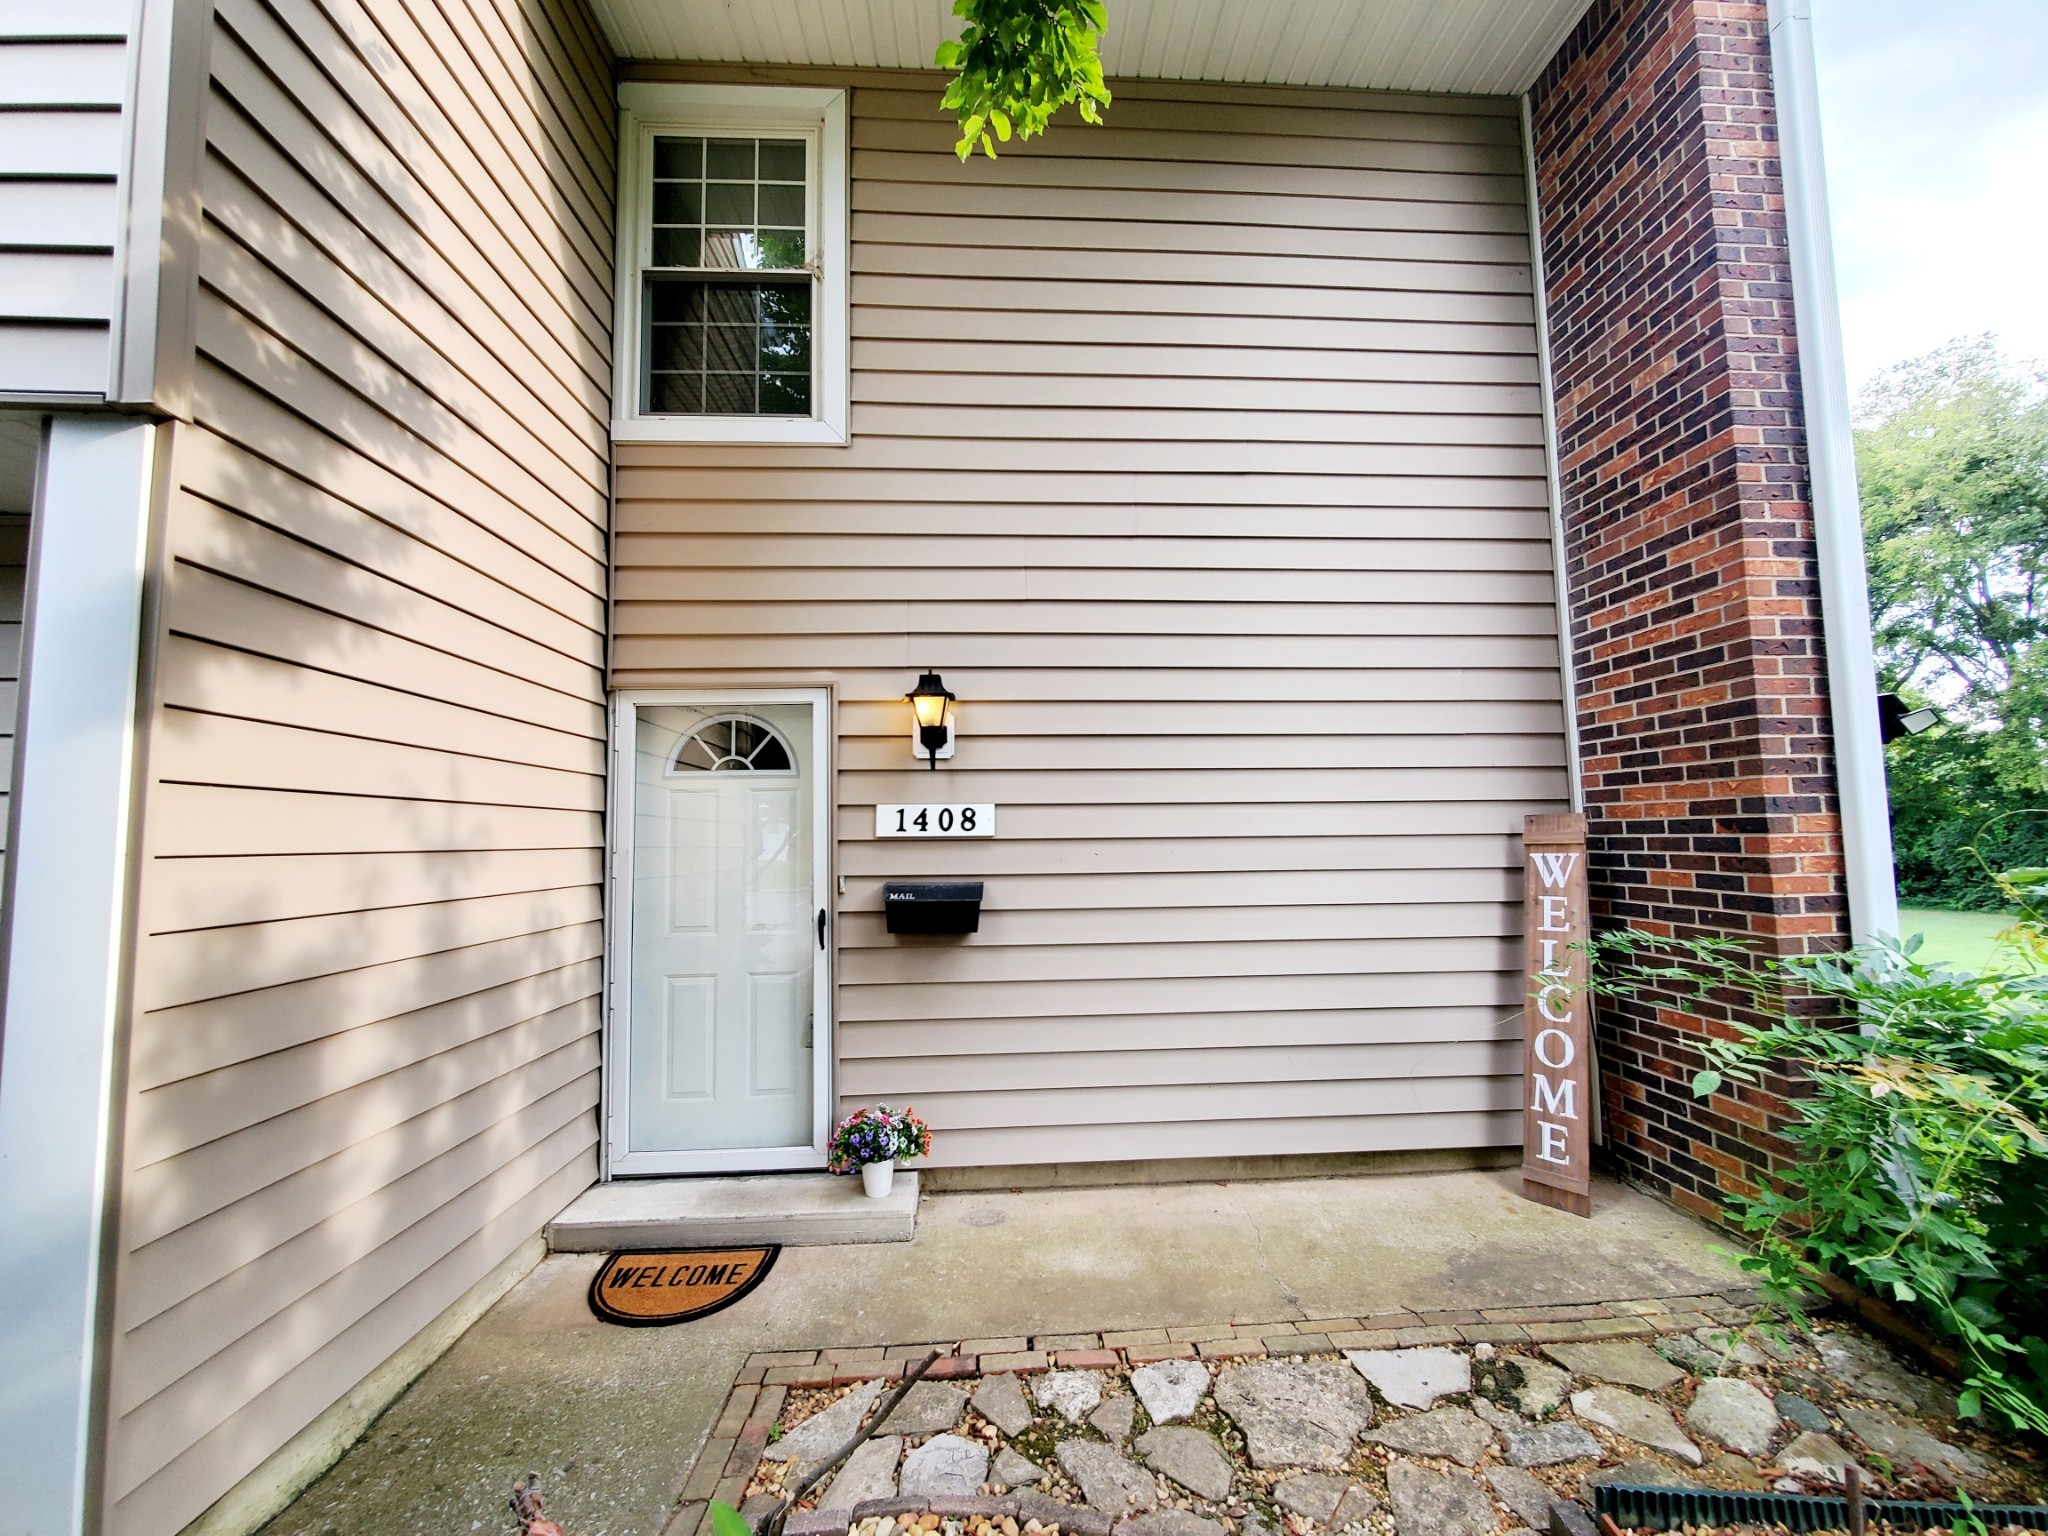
[[884, 881, 984, 935]]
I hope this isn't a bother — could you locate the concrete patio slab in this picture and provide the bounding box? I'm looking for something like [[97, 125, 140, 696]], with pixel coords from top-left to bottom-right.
[[256, 1169, 1746, 1536]]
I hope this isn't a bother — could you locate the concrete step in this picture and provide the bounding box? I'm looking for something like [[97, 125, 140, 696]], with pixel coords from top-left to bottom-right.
[[546, 1171, 919, 1251]]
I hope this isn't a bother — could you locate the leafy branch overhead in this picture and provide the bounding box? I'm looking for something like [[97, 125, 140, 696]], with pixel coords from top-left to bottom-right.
[[935, 0, 1111, 160]]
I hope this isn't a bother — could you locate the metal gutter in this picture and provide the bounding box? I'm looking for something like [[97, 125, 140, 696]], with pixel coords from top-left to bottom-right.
[[1764, 0, 1899, 945], [1520, 94, 1587, 814]]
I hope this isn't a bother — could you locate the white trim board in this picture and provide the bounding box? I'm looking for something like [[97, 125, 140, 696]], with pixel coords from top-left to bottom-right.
[[0, 414, 157, 1536], [1765, 0, 1898, 945]]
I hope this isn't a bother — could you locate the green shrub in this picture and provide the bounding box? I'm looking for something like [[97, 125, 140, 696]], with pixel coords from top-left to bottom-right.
[[1593, 929, 2048, 1434]]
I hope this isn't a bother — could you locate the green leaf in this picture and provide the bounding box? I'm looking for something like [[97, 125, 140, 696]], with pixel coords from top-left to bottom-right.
[[932, 0, 1112, 159], [1691, 1069, 1724, 1098], [1958, 1387, 1983, 1418], [711, 1503, 754, 1536]]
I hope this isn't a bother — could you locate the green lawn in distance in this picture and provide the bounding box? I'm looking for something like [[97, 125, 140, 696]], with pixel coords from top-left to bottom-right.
[[1898, 905, 2020, 972]]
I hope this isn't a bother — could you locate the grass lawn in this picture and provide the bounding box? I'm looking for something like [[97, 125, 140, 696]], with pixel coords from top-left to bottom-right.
[[1898, 905, 2021, 972]]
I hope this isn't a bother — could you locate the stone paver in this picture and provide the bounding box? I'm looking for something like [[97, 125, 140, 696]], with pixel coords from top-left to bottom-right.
[[1580, 1460, 1698, 1499], [1115, 1513, 1226, 1536], [1134, 1427, 1234, 1502], [1838, 1406, 1986, 1484], [1365, 1406, 1496, 1468], [1542, 1341, 1686, 1393], [1571, 1387, 1702, 1466], [1817, 1334, 1951, 1415], [1502, 1420, 1602, 1467], [882, 1382, 968, 1437], [1273, 1473, 1354, 1523], [1130, 1359, 1208, 1425], [1776, 1396, 1830, 1434], [1502, 1358, 1570, 1417], [1695, 1328, 1777, 1366], [1484, 1466, 1556, 1529], [992, 1447, 1044, 1490], [778, 1382, 885, 1479], [1035, 1371, 1106, 1425], [1470, 1398, 1522, 1435], [972, 1374, 1033, 1436], [1016, 1492, 1113, 1536], [1057, 1440, 1158, 1516], [819, 1437, 902, 1511], [1704, 1452, 1772, 1491], [1777, 1432, 1864, 1485], [1686, 1378, 1778, 1458], [1090, 1395, 1138, 1444], [1214, 1361, 1375, 1469], [1329, 1485, 1382, 1529], [1387, 1459, 1494, 1536], [1346, 1347, 1472, 1410], [899, 1435, 988, 1499]]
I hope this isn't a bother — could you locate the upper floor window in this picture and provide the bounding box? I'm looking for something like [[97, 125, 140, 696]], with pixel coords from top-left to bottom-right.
[[614, 83, 849, 445]]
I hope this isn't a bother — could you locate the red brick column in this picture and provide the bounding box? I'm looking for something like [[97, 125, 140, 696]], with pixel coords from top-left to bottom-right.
[[1528, 0, 1849, 1215]]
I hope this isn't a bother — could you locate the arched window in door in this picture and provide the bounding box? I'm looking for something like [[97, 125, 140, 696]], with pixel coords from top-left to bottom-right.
[[667, 714, 796, 774]]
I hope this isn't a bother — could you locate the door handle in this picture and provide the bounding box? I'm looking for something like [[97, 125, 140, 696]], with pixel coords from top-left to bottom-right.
[[817, 907, 828, 949]]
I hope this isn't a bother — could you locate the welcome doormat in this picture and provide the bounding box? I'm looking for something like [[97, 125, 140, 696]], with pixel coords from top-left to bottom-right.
[[588, 1246, 779, 1326]]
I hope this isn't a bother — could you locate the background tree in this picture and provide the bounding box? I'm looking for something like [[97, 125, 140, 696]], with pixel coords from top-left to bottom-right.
[[1861, 339, 2048, 907]]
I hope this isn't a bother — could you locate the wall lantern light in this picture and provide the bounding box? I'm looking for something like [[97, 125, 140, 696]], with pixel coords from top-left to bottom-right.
[[907, 670, 956, 768], [1877, 692, 1941, 744]]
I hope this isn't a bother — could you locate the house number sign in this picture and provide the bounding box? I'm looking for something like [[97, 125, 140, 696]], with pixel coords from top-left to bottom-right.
[[875, 803, 996, 838], [1521, 811, 1593, 1218]]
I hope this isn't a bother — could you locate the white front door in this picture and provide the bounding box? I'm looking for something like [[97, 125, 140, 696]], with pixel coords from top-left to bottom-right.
[[609, 692, 830, 1174]]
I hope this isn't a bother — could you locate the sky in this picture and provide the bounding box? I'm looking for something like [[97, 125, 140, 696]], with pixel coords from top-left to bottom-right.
[[1812, 0, 2048, 397]]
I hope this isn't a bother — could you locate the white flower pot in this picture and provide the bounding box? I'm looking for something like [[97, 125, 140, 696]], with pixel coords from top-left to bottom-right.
[[861, 1161, 895, 1199]]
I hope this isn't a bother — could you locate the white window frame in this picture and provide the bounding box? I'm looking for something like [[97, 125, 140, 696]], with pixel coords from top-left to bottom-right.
[[612, 82, 849, 446]]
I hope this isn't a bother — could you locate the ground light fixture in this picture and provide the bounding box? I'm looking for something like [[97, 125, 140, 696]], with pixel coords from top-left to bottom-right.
[[1876, 692, 1942, 743], [907, 670, 955, 768]]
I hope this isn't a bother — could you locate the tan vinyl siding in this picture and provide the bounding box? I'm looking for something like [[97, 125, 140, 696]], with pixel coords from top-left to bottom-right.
[[0, 6, 128, 396], [100, 0, 614, 1523], [613, 74, 1569, 1169]]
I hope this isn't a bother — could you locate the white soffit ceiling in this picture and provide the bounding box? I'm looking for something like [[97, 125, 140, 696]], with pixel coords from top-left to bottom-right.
[[598, 0, 1599, 98]]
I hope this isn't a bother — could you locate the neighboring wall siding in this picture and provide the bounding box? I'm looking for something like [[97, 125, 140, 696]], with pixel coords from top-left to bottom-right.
[[615, 73, 1572, 1168], [0, 512, 24, 896], [0, 0, 127, 395], [100, 0, 615, 1524]]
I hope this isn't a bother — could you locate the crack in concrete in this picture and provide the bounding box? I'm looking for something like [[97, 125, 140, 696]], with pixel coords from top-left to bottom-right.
[[1229, 1194, 1305, 1319]]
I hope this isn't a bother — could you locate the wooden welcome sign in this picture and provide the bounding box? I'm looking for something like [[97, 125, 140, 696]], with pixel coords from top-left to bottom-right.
[[1521, 813, 1593, 1217]]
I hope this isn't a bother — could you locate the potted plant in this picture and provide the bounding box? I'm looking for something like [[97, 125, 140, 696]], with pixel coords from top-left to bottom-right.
[[828, 1104, 932, 1197]]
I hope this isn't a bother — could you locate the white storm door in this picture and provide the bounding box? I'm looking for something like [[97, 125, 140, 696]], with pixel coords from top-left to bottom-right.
[[613, 694, 829, 1173]]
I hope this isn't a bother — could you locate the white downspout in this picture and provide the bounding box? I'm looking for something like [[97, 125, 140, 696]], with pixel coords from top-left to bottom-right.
[[1765, 0, 1899, 945], [1520, 95, 1586, 816]]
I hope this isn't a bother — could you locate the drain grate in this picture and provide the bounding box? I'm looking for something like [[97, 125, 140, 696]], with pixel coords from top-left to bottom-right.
[[1594, 1483, 2048, 1532]]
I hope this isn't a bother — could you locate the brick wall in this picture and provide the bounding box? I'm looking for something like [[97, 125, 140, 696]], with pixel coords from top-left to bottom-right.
[[1528, 0, 1849, 1216]]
